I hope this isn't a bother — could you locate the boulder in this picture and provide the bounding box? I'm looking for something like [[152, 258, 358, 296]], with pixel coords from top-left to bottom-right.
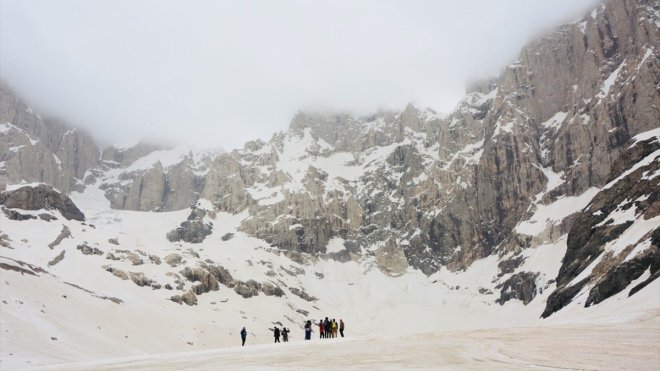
[[0, 185, 84, 221], [164, 253, 183, 267], [171, 290, 197, 306], [129, 272, 154, 287], [495, 271, 540, 305], [180, 266, 220, 294], [77, 244, 103, 256], [233, 280, 260, 298], [261, 282, 285, 297]]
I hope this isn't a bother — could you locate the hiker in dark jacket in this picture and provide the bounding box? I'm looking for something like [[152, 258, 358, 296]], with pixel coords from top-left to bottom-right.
[[304, 320, 312, 340], [269, 326, 281, 343], [339, 319, 345, 337], [282, 327, 289, 342], [240, 327, 247, 346]]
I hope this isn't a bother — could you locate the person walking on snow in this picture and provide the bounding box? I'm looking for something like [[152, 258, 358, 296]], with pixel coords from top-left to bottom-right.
[[282, 327, 289, 342], [269, 326, 281, 343], [339, 319, 345, 337], [240, 327, 247, 346], [304, 320, 312, 340], [318, 319, 325, 339], [332, 319, 338, 338]]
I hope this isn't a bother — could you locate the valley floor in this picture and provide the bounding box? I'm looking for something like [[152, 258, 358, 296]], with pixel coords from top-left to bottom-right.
[[35, 310, 660, 371]]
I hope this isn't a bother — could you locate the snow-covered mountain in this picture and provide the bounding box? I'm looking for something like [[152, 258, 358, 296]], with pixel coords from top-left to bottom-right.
[[0, 0, 658, 368]]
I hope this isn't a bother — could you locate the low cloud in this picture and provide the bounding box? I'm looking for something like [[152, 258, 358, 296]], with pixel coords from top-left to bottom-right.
[[0, 0, 597, 150]]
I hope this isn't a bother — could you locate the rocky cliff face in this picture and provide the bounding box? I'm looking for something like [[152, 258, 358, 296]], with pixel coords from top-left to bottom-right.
[[190, 0, 658, 278], [0, 82, 100, 193], [542, 133, 659, 317], [0, 0, 657, 317]]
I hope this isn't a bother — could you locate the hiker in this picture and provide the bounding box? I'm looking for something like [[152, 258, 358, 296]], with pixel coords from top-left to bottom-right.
[[282, 327, 289, 342], [324, 317, 330, 338], [332, 319, 338, 338], [304, 320, 312, 340], [318, 319, 325, 339], [269, 326, 281, 343], [339, 319, 345, 337], [240, 327, 247, 346]]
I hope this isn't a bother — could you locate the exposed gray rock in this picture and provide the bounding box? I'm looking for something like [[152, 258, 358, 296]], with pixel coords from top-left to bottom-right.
[[166, 208, 213, 244], [182, 290, 198, 305], [164, 253, 183, 267], [586, 243, 659, 307], [124, 252, 144, 266], [261, 282, 285, 297], [3, 208, 36, 221], [542, 278, 589, 318], [77, 244, 103, 256], [203, 264, 235, 287], [543, 135, 660, 316], [0, 185, 84, 221], [170, 289, 198, 306], [498, 256, 525, 276], [0, 83, 100, 193], [280, 265, 305, 277], [0, 233, 11, 248], [38, 213, 57, 221], [128, 272, 154, 287], [105, 267, 129, 280], [105, 253, 120, 261], [495, 271, 540, 305], [478, 287, 493, 295], [289, 287, 317, 302], [48, 226, 71, 249], [233, 280, 260, 298], [375, 238, 409, 275], [47, 250, 65, 266], [179, 266, 220, 295], [99, 141, 210, 212], [149, 255, 161, 265]]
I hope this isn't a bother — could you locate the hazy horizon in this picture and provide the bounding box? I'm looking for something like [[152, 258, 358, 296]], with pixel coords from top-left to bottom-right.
[[1, 0, 597, 150]]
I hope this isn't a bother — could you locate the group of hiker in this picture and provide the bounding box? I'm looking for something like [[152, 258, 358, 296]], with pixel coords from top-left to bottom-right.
[[240, 317, 346, 346], [317, 317, 343, 339], [303, 317, 345, 340], [268, 326, 291, 343]]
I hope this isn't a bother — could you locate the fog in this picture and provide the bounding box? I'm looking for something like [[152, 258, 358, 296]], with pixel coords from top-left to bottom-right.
[[1, 0, 597, 150]]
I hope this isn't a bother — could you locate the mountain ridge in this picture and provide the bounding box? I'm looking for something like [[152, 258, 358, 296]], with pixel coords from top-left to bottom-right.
[[0, 0, 658, 367]]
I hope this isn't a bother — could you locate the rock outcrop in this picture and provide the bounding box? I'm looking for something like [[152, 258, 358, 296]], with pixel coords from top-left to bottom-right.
[[496, 272, 540, 305], [48, 225, 72, 249], [166, 207, 213, 244], [0, 185, 85, 221], [0, 82, 100, 193], [542, 133, 660, 317]]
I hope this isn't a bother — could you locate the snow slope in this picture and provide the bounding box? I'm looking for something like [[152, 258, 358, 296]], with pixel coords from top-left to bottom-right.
[[1, 181, 658, 370], [36, 306, 660, 370]]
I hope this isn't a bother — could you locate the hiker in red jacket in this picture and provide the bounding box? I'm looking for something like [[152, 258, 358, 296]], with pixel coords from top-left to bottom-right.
[[318, 319, 325, 339]]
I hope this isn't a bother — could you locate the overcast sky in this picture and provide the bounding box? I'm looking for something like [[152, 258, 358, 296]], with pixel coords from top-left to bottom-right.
[[1, 0, 597, 150]]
